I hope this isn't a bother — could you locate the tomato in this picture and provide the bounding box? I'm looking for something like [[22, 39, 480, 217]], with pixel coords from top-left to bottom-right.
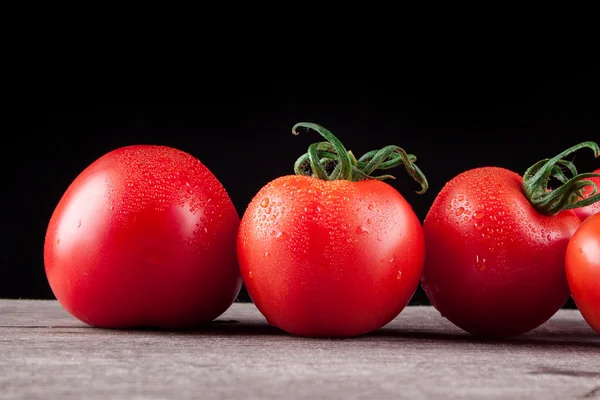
[[572, 168, 600, 221], [237, 123, 428, 337], [44, 145, 242, 329], [565, 213, 600, 333], [422, 142, 600, 338]]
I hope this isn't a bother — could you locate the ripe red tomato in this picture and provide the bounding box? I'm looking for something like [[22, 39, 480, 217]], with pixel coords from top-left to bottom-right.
[[237, 123, 428, 337], [572, 168, 600, 221], [44, 145, 242, 329], [422, 142, 600, 338], [565, 213, 600, 334]]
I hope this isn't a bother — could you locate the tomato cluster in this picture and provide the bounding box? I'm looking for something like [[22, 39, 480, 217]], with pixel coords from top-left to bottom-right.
[[44, 123, 600, 337]]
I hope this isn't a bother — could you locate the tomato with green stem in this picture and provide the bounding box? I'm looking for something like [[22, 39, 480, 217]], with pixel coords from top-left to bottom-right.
[[237, 123, 428, 337], [566, 212, 600, 334], [422, 142, 600, 338]]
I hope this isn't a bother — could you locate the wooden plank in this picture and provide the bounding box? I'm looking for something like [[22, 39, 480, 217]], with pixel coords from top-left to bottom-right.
[[0, 300, 598, 399]]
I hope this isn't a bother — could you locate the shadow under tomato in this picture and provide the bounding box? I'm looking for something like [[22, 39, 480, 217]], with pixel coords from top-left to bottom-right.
[[100, 319, 285, 337], [362, 326, 600, 349]]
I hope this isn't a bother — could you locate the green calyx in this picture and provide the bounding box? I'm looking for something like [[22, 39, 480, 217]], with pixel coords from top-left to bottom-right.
[[523, 141, 600, 215], [291, 122, 428, 194]]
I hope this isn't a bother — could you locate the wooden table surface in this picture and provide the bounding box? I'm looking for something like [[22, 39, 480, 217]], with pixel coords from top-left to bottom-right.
[[1, 300, 599, 399]]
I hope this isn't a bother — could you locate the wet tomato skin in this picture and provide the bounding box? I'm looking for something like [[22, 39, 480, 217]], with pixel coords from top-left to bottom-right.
[[566, 213, 600, 333], [422, 167, 581, 338], [237, 175, 425, 337], [572, 169, 600, 221], [44, 145, 242, 329]]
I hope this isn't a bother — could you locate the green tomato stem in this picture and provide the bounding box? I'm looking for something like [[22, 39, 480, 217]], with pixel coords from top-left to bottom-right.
[[523, 141, 600, 215], [291, 122, 428, 194]]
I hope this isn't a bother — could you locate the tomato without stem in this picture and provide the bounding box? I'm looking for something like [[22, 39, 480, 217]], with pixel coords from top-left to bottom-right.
[[572, 168, 600, 221], [566, 213, 600, 333], [44, 145, 242, 329], [237, 123, 429, 337], [422, 142, 600, 338]]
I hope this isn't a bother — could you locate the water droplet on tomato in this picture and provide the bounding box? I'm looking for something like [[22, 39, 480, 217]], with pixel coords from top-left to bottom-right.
[[276, 231, 288, 240], [473, 211, 484, 220], [475, 255, 486, 271], [204, 227, 208, 233], [248, 271, 253, 278], [77, 221, 82, 228], [187, 188, 194, 194], [193, 229, 199, 235], [260, 197, 270, 208], [356, 225, 370, 234], [265, 207, 272, 214], [264, 251, 270, 258], [474, 222, 484, 230], [458, 195, 465, 201], [367, 218, 372, 224], [396, 271, 402, 280], [390, 257, 395, 263], [455, 207, 465, 216], [56, 238, 60, 244], [368, 204, 374, 210]]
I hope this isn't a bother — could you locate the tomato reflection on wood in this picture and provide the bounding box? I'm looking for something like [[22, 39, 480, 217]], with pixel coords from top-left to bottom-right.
[[237, 122, 429, 337], [422, 142, 600, 338], [44, 145, 242, 329]]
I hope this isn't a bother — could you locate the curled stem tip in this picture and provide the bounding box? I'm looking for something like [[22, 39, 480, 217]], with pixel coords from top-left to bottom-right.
[[291, 122, 428, 194], [523, 141, 600, 215]]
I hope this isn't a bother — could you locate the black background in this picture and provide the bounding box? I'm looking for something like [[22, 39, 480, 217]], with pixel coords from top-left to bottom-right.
[[2, 75, 599, 306]]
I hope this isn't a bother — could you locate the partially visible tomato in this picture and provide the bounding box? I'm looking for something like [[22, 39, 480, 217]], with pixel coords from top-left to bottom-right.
[[422, 141, 600, 338], [565, 212, 600, 333], [237, 123, 429, 337], [572, 168, 600, 221], [44, 145, 242, 329]]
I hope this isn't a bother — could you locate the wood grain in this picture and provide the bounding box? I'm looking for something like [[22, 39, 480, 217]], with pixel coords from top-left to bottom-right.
[[1, 300, 598, 399]]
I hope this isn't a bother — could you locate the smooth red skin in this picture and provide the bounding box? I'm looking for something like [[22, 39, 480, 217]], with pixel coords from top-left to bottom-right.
[[237, 175, 425, 338], [572, 169, 600, 221], [44, 145, 242, 329], [566, 213, 600, 333], [422, 167, 581, 338]]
